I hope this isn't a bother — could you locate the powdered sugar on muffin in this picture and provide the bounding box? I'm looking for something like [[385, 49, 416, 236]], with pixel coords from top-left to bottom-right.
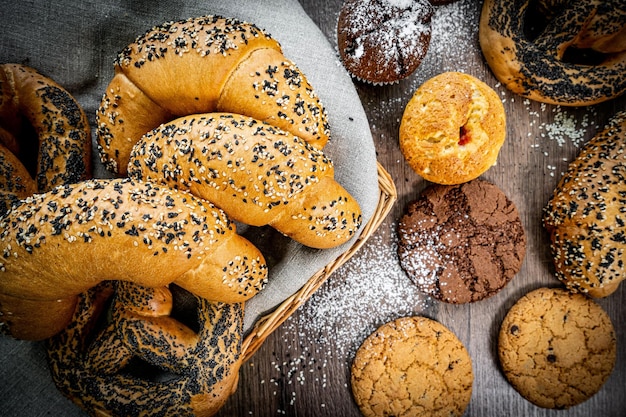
[[337, 0, 434, 84]]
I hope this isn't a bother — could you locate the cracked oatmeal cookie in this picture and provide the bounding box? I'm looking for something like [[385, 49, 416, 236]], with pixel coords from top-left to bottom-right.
[[498, 287, 616, 409], [351, 316, 473, 417]]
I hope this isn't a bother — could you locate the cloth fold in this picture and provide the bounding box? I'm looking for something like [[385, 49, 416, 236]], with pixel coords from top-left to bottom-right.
[[0, 0, 379, 415]]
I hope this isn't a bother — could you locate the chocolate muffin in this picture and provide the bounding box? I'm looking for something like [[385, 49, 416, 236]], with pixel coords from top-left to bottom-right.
[[397, 179, 526, 303], [337, 0, 434, 84]]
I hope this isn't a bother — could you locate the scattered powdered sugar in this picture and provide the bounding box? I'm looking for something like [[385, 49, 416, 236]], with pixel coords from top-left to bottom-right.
[[428, 0, 481, 72], [396, 219, 464, 297], [295, 223, 431, 359], [252, 223, 432, 404], [387, 0, 416, 8], [397, 220, 442, 285]]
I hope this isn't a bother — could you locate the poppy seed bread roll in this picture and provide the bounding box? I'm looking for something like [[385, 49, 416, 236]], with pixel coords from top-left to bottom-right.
[[0, 63, 92, 193], [47, 282, 244, 417], [0, 178, 267, 340], [128, 113, 362, 249], [97, 15, 329, 175], [0, 141, 37, 216]]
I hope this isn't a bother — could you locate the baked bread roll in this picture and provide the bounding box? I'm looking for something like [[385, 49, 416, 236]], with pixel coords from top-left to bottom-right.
[[479, 0, 626, 106], [0, 63, 92, 192], [97, 15, 329, 175], [47, 281, 243, 417], [399, 72, 506, 185], [128, 112, 362, 249], [0, 178, 267, 340], [543, 111, 626, 297], [0, 141, 37, 215], [128, 113, 361, 249]]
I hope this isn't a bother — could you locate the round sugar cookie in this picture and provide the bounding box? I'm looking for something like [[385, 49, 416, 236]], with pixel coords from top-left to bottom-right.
[[498, 287, 617, 409], [351, 316, 473, 417], [397, 179, 526, 303]]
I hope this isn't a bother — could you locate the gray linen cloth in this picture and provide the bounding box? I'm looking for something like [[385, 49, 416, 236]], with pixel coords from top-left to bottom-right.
[[0, 0, 379, 415]]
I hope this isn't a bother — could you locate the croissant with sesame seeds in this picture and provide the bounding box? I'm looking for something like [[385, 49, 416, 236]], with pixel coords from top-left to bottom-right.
[[128, 112, 362, 249], [97, 15, 330, 176], [543, 111, 626, 297], [0, 178, 267, 340]]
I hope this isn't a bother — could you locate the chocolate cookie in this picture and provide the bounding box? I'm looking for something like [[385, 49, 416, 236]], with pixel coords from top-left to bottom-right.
[[337, 0, 433, 84], [351, 316, 473, 417], [498, 287, 617, 409], [397, 179, 526, 303]]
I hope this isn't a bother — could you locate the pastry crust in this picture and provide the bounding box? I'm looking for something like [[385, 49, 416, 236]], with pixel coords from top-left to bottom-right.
[[399, 71, 506, 185], [0, 141, 37, 216], [0, 64, 91, 204], [47, 282, 244, 417]]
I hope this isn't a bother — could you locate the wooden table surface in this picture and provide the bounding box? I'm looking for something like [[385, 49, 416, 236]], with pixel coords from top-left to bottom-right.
[[217, 1, 626, 416]]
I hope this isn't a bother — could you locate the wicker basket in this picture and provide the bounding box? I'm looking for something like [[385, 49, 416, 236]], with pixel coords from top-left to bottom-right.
[[241, 161, 397, 361]]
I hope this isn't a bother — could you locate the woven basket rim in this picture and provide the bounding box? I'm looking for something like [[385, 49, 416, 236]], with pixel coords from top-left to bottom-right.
[[240, 161, 397, 362]]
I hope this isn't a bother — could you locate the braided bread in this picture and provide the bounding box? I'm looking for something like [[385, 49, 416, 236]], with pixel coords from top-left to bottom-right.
[[47, 281, 243, 417], [479, 0, 626, 106], [543, 111, 626, 298], [128, 112, 362, 249], [0, 64, 92, 193], [0, 178, 267, 340], [97, 15, 329, 176]]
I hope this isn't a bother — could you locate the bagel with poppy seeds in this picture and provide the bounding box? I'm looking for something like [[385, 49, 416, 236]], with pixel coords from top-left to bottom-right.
[[127, 112, 362, 249], [47, 281, 244, 417], [0, 63, 91, 191], [543, 111, 626, 298], [479, 0, 626, 106], [0, 178, 267, 340], [97, 15, 329, 176]]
